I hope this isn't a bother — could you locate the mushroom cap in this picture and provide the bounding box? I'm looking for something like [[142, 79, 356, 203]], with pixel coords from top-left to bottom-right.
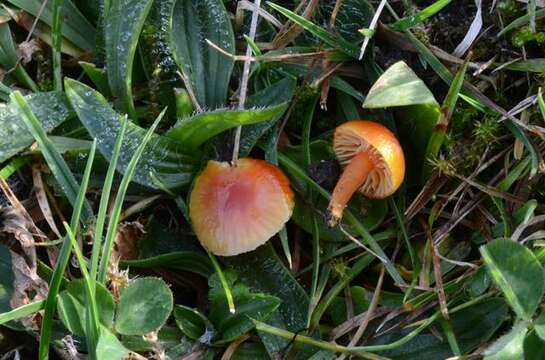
[[333, 120, 405, 198], [189, 158, 294, 256]]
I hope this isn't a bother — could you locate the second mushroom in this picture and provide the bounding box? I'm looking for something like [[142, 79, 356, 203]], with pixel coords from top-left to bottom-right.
[[327, 120, 406, 226]]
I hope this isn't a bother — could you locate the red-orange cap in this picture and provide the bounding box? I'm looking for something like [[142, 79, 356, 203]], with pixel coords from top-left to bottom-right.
[[333, 120, 405, 198], [189, 158, 294, 256]]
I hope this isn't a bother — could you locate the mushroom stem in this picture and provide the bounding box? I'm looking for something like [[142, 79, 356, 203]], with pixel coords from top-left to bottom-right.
[[327, 150, 374, 227]]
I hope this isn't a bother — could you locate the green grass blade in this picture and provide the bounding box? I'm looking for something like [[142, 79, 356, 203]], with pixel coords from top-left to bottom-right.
[[538, 88, 545, 122], [207, 250, 236, 314], [97, 109, 167, 284], [89, 116, 129, 282], [0, 158, 27, 179], [63, 223, 100, 358], [267, 2, 360, 58], [9, 91, 93, 221], [423, 55, 470, 178], [38, 140, 97, 360], [0, 300, 45, 325], [51, 0, 64, 91], [498, 8, 545, 37], [277, 153, 406, 287], [404, 32, 540, 177], [390, 0, 453, 31]]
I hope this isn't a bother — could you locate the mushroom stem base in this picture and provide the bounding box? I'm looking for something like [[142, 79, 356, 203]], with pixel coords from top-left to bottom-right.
[[327, 150, 374, 227]]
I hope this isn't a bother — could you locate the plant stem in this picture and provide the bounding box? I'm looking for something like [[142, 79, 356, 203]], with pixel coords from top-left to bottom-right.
[[52, 0, 65, 91], [232, 0, 261, 164], [39, 140, 97, 360]]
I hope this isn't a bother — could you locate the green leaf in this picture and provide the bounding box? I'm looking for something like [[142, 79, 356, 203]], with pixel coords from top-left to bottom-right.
[[504, 59, 545, 72], [166, 103, 289, 149], [96, 327, 131, 360], [79, 61, 111, 97], [168, 0, 235, 109], [363, 61, 439, 109], [10, 90, 93, 221], [498, 8, 545, 37], [121, 252, 212, 277], [115, 277, 173, 336], [389, 0, 453, 31], [483, 321, 527, 360], [423, 54, 469, 178], [64, 78, 199, 190], [57, 280, 115, 337], [0, 92, 73, 163], [370, 298, 508, 359], [480, 239, 545, 320], [6, 0, 96, 52], [0, 21, 37, 91], [224, 245, 311, 355], [534, 311, 545, 341], [174, 305, 213, 341], [105, 0, 154, 118], [0, 244, 15, 323], [207, 272, 281, 343], [524, 329, 545, 360], [267, 2, 360, 58], [239, 77, 297, 156]]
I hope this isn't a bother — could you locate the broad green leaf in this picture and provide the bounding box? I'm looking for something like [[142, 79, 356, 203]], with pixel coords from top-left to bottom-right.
[[96, 327, 131, 360], [121, 252, 212, 277], [524, 329, 545, 360], [480, 239, 545, 320], [166, 103, 289, 149], [0, 20, 17, 68], [370, 298, 508, 359], [363, 61, 439, 109], [57, 280, 115, 337], [120, 216, 213, 277], [534, 311, 545, 341], [215, 294, 281, 343], [115, 277, 173, 335], [224, 245, 312, 356], [239, 77, 297, 156], [174, 305, 213, 340], [168, 0, 235, 109], [79, 61, 111, 97], [64, 78, 199, 190], [0, 244, 16, 329], [207, 272, 281, 343], [483, 321, 528, 360], [0, 92, 73, 163], [10, 91, 93, 221], [231, 342, 270, 360], [0, 21, 37, 91], [6, 0, 95, 52], [105, 0, 154, 118]]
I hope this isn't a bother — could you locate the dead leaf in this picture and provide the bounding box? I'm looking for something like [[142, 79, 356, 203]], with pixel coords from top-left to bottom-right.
[[9, 250, 48, 329], [114, 221, 144, 261], [32, 165, 62, 238], [17, 39, 40, 65]]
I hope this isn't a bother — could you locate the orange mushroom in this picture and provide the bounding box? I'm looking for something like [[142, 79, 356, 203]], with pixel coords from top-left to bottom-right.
[[189, 158, 294, 256], [327, 120, 405, 226]]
